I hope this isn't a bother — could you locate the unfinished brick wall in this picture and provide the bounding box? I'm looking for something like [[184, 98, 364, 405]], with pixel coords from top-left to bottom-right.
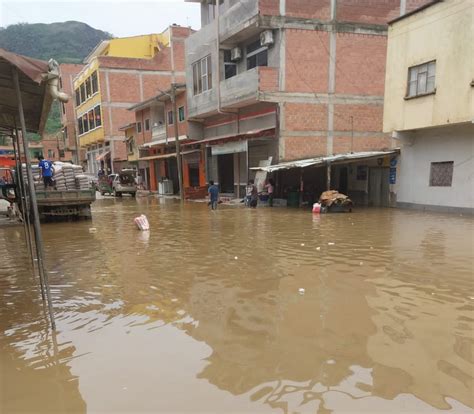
[[285, 103, 328, 131], [333, 104, 383, 132], [259, 0, 280, 16], [285, 0, 331, 20], [335, 33, 387, 96], [285, 29, 329, 93], [258, 67, 279, 92], [284, 136, 328, 159]]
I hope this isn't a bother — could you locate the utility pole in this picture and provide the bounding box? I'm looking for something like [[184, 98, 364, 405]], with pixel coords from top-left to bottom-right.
[[171, 82, 184, 201]]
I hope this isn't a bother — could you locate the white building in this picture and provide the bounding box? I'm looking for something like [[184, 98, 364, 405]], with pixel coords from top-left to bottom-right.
[[383, 0, 474, 213]]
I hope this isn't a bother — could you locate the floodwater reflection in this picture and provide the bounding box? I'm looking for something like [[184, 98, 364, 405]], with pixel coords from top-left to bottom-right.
[[0, 198, 473, 413]]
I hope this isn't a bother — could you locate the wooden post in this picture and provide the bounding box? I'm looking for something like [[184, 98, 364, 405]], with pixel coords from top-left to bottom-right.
[[13, 67, 56, 330]]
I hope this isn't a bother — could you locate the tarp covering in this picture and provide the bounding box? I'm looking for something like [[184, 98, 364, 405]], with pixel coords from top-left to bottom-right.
[[250, 150, 399, 173], [0, 48, 52, 133]]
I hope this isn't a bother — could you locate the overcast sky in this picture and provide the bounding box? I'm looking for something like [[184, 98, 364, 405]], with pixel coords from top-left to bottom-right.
[[0, 0, 201, 37]]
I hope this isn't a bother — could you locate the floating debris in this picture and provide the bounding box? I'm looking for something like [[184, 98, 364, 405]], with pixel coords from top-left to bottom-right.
[[299, 288, 305, 295], [328, 242, 335, 245]]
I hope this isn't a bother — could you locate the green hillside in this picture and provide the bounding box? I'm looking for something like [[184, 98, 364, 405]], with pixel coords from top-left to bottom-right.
[[0, 21, 112, 63], [0, 21, 112, 139]]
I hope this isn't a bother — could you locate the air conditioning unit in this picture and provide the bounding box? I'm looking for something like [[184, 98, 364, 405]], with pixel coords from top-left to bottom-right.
[[260, 30, 274, 47], [230, 47, 242, 62]]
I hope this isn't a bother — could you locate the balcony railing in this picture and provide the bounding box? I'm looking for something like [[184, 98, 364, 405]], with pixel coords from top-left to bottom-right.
[[220, 67, 279, 109], [152, 124, 167, 141]]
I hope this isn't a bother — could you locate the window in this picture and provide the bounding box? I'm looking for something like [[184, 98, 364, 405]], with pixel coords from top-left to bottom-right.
[[64, 126, 68, 139], [91, 71, 98, 94], [137, 122, 142, 133], [48, 149, 55, 158], [128, 138, 134, 154], [178, 106, 185, 122], [407, 61, 436, 98], [88, 109, 95, 130], [192, 55, 212, 95], [78, 117, 83, 135], [85, 78, 92, 98], [246, 39, 268, 70], [75, 89, 80, 106], [224, 50, 237, 79], [94, 105, 102, 127], [82, 114, 89, 133], [167, 110, 174, 125], [430, 161, 453, 187], [145, 119, 150, 131], [80, 84, 86, 103]]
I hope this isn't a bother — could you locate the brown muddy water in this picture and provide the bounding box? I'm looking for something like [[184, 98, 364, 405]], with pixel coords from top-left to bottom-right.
[[0, 198, 473, 413]]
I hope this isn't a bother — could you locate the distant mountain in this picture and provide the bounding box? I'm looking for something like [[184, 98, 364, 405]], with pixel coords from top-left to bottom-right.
[[0, 21, 112, 139], [0, 21, 112, 63]]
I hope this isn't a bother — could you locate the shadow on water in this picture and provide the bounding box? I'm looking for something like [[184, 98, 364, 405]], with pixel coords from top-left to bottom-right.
[[1, 197, 473, 413]]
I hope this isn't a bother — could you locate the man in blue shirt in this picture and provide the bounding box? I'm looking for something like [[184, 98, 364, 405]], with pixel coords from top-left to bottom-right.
[[208, 180, 219, 210], [38, 155, 54, 189]]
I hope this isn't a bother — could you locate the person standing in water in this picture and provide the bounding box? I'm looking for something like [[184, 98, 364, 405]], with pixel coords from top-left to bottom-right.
[[208, 180, 219, 210]]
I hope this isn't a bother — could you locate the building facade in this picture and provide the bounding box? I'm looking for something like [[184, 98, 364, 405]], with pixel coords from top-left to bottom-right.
[[383, 0, 474, 213], [184, 0, 431, 201], [73, 26, 193, 174], [124, 86, 207, 198], [59, 63, 84, 165]]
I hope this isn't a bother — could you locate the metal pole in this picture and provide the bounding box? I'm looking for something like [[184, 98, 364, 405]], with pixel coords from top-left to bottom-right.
[[171, 83, 184, 201], [12, 67, 56, 330], [12, 129, 40, 289]]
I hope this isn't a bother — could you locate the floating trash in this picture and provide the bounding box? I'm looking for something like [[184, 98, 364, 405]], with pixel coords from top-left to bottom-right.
[[88, 228, 97, 233], [328, 242, 335, 245], [299, 288, 305, 295]]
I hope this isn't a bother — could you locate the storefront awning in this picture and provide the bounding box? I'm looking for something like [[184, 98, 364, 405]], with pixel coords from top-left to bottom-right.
[[251, 150, 399, 173], [96, 151, 110, 161], [182, 128, 275, 146], [138, 149, 200, 161]]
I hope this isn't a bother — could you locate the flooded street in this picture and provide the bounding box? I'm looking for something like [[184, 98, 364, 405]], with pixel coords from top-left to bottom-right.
[[1, 199, 473, 413]]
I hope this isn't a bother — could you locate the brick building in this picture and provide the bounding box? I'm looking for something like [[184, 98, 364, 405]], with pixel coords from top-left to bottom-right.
[[59, 63, 84, 164], [41, 133, 73, 162], [184, 0, 430, 205], [73, 26, 194, 174], [123, 84, 207, 198]]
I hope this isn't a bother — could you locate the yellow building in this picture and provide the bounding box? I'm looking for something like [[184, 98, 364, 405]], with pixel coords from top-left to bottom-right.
[[383, 0, 474, 213], [72, 32, 171, 173]]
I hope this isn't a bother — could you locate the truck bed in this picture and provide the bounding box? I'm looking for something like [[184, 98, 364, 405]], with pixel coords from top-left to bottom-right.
[[35, 189, 96, 206]]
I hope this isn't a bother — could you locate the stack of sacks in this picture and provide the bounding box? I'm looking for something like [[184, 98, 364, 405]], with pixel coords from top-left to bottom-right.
[[54, 170, 67, 191], [75, 174, 89, 190], [62, 164, 76, 189], [21, 164, 44, 191]]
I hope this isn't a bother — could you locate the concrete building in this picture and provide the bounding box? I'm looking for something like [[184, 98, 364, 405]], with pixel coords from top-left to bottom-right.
[[73, 26, 193, 174], [383, 0, 474, 213], [59, 63, 84, 165], [123, 85, 207, 197], [184, 0, 431, 203]]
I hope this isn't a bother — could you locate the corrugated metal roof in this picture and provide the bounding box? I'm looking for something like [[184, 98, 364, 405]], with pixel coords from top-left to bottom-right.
[[250, 150, 399, 172]]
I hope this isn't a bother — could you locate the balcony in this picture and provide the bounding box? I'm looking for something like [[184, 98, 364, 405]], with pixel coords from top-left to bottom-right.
[[152, 124, 167, 141], [219, 0, 278, 44], [220, 67, 279, 109]]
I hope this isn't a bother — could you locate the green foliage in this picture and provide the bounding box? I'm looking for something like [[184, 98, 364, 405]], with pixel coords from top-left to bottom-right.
[[0, 21, 112, 63]]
